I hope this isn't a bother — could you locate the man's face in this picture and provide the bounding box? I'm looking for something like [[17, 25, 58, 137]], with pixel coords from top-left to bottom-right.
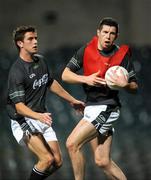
[[97, 25, 117, 50], [18, 32, 38, 54]]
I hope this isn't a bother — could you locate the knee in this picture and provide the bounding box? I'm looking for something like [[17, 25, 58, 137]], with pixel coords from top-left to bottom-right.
[[40, 154, 55, 169], [66, 138, 78, 153], [95, 157, 110, 169], [54, 155, 63, 169]]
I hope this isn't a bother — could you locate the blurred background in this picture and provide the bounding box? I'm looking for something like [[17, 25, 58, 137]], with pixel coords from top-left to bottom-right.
[[0, 0, 151, 179]]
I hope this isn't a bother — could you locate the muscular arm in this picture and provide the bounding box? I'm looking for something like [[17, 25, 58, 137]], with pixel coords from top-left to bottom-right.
[[62, 67, 106, 86], [49, 80, 85, 111], [124, 81, 138, 93], [62, 67, 86, 84], [120, 54, 138, 93], [107, 69, 138, 93], [50, 79, 79, 103], [15, 102, 52, 126]]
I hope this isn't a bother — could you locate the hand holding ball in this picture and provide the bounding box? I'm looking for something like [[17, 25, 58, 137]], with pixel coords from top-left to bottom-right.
[[105, 66, 129, 90]]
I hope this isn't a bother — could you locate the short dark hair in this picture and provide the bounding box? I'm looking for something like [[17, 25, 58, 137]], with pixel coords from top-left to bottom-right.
[[98, 17, 119, 33], [13, 25, 36, 49]]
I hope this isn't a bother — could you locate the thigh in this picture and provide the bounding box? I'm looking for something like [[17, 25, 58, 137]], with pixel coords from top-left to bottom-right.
[[26, 133, 53, 160], [89, 137, 99, 153], [47, 141, 62, 163], [67, 119, 98, 148], [95, 134, 113, 159]]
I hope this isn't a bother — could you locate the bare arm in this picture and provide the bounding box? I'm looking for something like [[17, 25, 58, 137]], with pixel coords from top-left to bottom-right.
[[62, 67, 86, 84], [15, 102, 52, 126], [107, 70, 138, 93], [124, 81, 138, 93], [62, 67, 106, 86], [49, 79, 85, 112]]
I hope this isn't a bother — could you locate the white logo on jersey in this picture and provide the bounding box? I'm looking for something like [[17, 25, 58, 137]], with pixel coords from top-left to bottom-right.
[[33, 74, 48, 89], [29, 73, 36, 79]]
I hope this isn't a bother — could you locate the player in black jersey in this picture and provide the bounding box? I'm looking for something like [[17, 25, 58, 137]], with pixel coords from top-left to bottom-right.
[[7, 25, 85, 180], [62, 17, 138, 180]]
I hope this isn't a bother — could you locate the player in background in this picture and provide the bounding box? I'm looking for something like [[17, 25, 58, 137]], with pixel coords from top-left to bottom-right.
[[7, 25, 85, 180], [62, 17, 138, 180]]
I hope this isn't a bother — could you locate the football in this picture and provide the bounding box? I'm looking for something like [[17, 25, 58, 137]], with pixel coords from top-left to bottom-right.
[[105, 66, 129, 90]]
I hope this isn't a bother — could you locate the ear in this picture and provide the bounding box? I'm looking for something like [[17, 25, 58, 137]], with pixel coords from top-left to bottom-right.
[[17, 41, 23, 48], [114, 33, 119, 40], [97, 29, 100, 36]]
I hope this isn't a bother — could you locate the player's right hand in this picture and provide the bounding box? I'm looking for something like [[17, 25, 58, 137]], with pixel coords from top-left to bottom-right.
[[85, 71, 106, 86], [38, 112, 52, 126]]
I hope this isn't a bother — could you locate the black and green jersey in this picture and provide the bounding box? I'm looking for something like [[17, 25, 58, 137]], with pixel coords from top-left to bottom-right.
[[7, 54, 54, 120]]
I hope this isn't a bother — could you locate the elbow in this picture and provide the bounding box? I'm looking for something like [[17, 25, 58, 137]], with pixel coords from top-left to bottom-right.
[[61, 70, 69, 82], [126, 83, 138, 94], [15, 107, 22, 115], [15, 103, 24, 115], [132, 85, 139, 94], [61, 72, 66, 82]]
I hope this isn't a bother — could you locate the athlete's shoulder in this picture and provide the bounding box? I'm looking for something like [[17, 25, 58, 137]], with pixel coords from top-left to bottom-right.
[[76, 45, 86, 57], [9, 58, 22, 72], [8, 59, 24, 81]]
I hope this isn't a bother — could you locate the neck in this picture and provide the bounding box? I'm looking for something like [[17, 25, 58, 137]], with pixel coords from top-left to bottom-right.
[[98, 44, 115, 53], [102, 46, 113, 52], [19, 51, 34, 62]]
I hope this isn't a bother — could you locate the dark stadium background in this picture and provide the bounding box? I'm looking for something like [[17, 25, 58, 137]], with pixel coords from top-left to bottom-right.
[[0, 0, 151, 179]]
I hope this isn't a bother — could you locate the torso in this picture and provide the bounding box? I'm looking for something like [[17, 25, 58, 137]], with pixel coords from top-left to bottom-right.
[[7, 54, 53, 120], [66, 39, 137, 106]]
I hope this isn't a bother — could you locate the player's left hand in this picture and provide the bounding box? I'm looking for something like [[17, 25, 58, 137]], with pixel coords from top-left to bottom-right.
[[108, 69, 128, 88], [70, 100, 85, 115]]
